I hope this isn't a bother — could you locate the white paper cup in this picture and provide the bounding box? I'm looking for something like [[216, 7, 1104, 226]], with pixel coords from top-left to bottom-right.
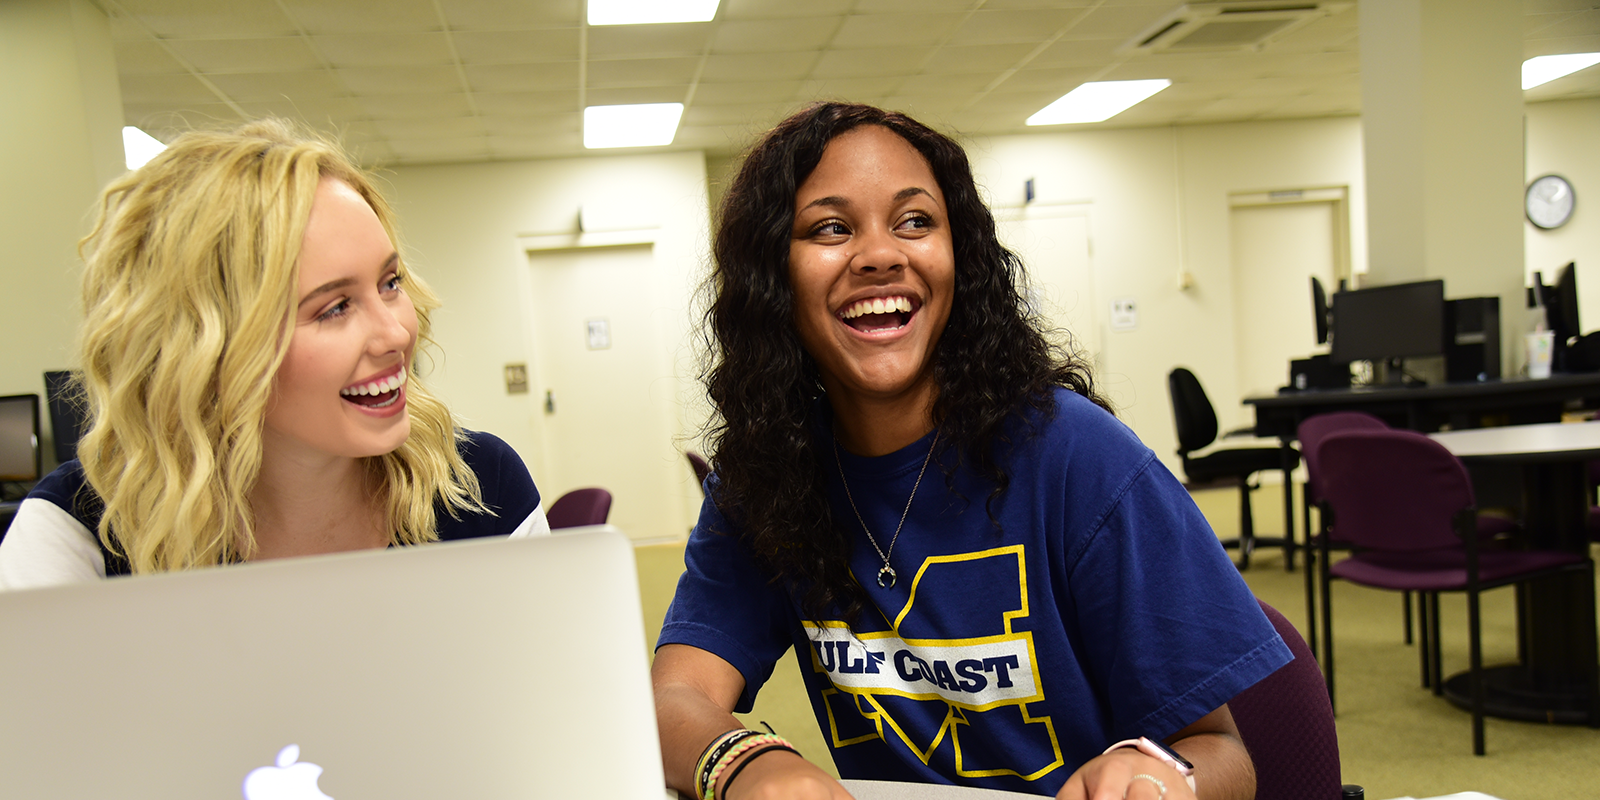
[[1527, 331, 1555, 379]]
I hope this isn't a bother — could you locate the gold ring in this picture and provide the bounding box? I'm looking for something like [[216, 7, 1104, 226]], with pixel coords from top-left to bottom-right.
[[1130, 773, 1167, 798]]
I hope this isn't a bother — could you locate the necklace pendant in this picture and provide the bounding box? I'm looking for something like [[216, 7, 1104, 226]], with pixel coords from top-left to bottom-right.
[[876, 565, 897, 589]]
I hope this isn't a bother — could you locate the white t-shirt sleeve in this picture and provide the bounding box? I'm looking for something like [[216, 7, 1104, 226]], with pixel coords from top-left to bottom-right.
[[506, 505, 551, 539], [0, 498, 108, 590]]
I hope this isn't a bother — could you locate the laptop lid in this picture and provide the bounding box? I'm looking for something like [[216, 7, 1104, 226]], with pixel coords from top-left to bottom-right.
[[0, 528, 664, 799]]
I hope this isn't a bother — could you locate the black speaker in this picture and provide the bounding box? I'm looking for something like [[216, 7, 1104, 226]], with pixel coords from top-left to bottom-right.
[[1445, 297, 1501, 383]]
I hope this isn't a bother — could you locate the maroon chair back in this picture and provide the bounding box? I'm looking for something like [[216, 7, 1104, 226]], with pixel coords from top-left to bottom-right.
[[686, 451, 712, 487], [1317, 430, 1474, 552], [1297, 412, 1388, 504], [1230, 599, 1343, 800], [546, 487, 613, 529]]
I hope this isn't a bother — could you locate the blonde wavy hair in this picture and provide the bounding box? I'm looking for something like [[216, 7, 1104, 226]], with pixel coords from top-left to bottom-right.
[[76, 118, 484, 574]]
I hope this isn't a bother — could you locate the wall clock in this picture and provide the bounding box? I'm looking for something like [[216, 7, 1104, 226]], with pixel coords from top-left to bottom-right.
[[1526, 174, 1575, 230]]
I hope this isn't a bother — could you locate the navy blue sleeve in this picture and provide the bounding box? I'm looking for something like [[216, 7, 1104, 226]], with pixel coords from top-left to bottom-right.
[[437, 430, 541, 541], [656, 476, 798, 713]]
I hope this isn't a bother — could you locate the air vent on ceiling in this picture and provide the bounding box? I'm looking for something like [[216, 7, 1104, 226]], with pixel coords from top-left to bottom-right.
[[1121, 1, 1352, 54]]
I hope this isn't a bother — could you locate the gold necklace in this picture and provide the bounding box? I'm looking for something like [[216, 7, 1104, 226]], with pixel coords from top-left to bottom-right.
[[832, 429, 939, 589]]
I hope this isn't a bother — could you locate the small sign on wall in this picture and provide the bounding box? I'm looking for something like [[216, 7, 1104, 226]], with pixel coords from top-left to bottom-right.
[[586, 318, 611, 350], [1110, 298, 1138, 331], [503, 363, 528, 394]]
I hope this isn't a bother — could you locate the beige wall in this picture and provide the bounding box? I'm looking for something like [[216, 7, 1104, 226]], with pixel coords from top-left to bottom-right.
[[380, 152, 712, 532], [970, 117, 1366, 473], [1525, 98, 1600, 335], [0, 0, 123, 465]]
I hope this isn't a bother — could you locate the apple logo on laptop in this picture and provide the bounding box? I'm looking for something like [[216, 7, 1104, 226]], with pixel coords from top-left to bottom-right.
[[242, 744, 334, 800]]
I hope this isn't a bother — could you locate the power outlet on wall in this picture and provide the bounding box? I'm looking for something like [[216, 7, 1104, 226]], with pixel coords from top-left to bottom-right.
[[504, 363, 528, 394]]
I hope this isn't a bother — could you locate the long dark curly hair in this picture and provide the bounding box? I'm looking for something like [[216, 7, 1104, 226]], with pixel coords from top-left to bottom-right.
[[703, 102, 1109, 622]]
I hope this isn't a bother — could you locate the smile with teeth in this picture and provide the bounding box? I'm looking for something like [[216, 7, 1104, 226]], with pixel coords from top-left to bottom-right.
[[839, 296, 916, 333], [339, 369, 407, 408]]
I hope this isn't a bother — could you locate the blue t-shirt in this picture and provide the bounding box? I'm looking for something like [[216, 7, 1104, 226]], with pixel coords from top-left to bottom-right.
[[658, 389, 1291, 796], [24, 430, 539, 576]]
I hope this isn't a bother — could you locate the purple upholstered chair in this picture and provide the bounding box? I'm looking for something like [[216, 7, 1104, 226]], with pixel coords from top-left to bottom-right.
[[1317, 429, 1593, 755], [1298, 412, 1391, 662], [545, 487, 613, 530], [686, 451, 712, 493], [1230, 599, 1346, 800]]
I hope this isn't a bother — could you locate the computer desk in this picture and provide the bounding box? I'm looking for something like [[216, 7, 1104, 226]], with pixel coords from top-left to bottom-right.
[[1242, 372, 1600, 549]]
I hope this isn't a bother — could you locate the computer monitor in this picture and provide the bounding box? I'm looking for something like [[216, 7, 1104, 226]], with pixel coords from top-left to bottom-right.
[[1329, 279, 1447, 382], [43, 371, 84, 465], [0, 394, 41, 486], [1311, 276, 1330, 345]]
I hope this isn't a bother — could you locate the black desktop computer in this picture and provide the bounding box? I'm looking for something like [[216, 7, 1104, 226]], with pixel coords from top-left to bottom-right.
[[1444, 297, 1500, 383], [1288, 354, 1349, 391]]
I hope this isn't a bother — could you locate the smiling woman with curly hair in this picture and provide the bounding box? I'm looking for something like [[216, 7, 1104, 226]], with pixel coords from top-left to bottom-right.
[[653, 103, 1291, 800]]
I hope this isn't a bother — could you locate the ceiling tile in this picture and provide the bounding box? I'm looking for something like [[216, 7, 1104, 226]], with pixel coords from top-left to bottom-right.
[[278, 0, 442, 35], [722, 0, 855, 20], [690, 80, 806, 105], [122, 103, 243, 134], [997, 67, 1098, 94], [587, 23, 715, 57], [371, 117, 486, 140], [923, 42, 1038, 74], [113, 40, 190, 74], [797, 76, 909, 100], [474, 90, 582, 115], [587, 57, 704, 88], [464, 62, 582, 93], [442, 0, 580, 29], [312, 33, 455, 67], [711, 18, 840, 53], [1524, 32, 1600, 58], [1062, 4, 1170, 40], [482, 113, 581, 137], [951, 8, 1090, 45], [830, 13, 970, 49], [701, 52, 818, 82], [233, 96, 367, 125], [205, 71, 346, 101], [119, 72, 225, 104], [486, 134, 583, 161], [583, 86, 687, 105], [110, 0, 301, 39], [811, 47, 929, 79], [682, 102, 793, 127], [672, 124, 755, 152], [387, 135, 491, 164], [1027, 37, 1123, 68], [162, 37, 324, 73], [357, 93, 475, 119], [337, 66, 463, 95], [895, 72, 1001, 96], [452, 30, 582, 63]]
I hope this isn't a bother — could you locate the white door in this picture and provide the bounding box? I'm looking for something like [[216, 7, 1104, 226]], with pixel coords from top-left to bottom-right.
[[1229, 201, 1338, 403], [996, 210, 1098, 367], [526, 244, 686, 542]]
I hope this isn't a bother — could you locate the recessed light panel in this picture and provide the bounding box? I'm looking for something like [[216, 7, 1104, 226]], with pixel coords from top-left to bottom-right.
[[588, 0, 720, 26], [1026, 80, 1172, 126], [1523, 53, 1600, 90], [583, 103, 685, 149], [122, 126, 166, 170]]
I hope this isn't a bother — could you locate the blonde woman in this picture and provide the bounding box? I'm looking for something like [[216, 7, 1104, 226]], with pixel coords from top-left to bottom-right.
[[0, 120, 547, 589]]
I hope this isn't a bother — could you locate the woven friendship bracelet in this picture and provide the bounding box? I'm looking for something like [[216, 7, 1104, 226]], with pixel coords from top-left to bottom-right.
[[694, 730, 762, 800], [716, 742, 801, 800], [703, 733, 793, 800]]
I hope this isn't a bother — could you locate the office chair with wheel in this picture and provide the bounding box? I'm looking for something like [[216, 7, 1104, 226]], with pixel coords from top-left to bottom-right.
[[546, 487, 613, 530], [1317, 428, 1595, 754], [1230, 599, 1347, 800], [1168, 367, 1297, 569]]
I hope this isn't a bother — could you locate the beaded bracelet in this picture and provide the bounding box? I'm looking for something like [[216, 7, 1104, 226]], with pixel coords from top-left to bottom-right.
[[694, 730, 762, 800], [717, 742, 800, 800], [702, 733, 795, 800]]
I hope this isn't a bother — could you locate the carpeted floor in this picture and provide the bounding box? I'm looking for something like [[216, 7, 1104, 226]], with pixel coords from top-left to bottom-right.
[[633, 481, 1600, 799]]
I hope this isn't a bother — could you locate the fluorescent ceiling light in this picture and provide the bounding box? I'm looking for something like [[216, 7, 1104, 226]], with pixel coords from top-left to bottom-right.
[[584, 103, 684, 149], [1027, 79, 1172, 126], [588, 0, 719, 25], [1522, 53, 1600, 90], [122, 126, 166, 170]]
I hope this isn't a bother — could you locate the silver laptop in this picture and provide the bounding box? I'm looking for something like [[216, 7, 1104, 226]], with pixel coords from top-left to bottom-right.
[[0, 527, 664, 799]]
